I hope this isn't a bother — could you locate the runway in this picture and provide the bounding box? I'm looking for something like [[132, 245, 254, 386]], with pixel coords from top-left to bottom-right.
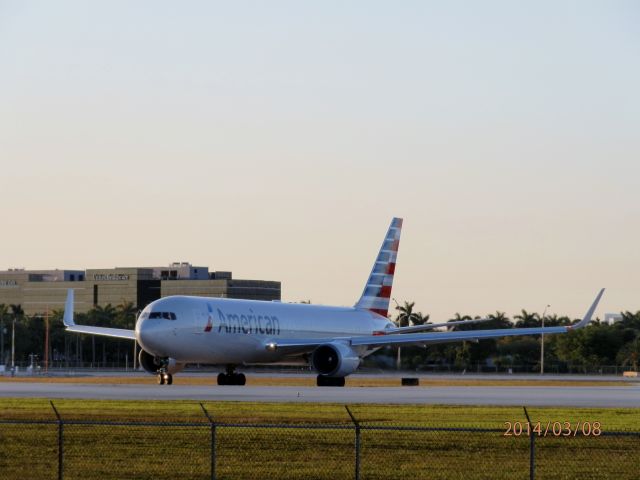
[[1, 381, 639, 407]]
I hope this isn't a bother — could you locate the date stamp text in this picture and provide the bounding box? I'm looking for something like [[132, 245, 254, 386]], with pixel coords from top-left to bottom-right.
[[504, 421, 602, 437]]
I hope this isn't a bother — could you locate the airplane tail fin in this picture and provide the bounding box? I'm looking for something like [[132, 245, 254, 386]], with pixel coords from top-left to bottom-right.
[[355, 217, 403, 317]]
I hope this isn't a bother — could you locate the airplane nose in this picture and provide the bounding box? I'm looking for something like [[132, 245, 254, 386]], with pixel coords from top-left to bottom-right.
[[136, 317, 169, 356]]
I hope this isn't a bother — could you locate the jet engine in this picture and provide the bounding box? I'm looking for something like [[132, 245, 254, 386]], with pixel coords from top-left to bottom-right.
[[311, 343, 360, 377], [138, 349, 185, 375]]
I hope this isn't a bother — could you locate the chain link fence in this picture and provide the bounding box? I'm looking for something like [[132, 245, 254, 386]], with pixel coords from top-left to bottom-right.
[[0, 403, 638, 479]]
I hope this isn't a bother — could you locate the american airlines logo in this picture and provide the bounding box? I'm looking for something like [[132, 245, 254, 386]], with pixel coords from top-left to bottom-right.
[[204, 304, 214, 332], [215, 308, 281, 335]]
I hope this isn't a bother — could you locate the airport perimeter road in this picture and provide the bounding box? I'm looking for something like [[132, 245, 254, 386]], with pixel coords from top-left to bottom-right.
[[1, 382, 640, 407]]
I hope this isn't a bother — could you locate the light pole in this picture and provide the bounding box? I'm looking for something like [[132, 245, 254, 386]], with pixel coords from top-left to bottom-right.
[[16, 313, 45, 373], [391, 299, 402, 370], [133, 310, 141, 371], [11, 318, 15, 374], [540, 304, 550, 375], [44, 308, 49, 373], [1, 320, 4, 365]]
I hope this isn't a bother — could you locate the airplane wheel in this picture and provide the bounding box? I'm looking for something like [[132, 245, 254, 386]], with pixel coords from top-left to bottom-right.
[[317, 375, 345, 387], [165, 374, 173, 385], [158, 373, 165, 385], [218, 372, 246, 385]]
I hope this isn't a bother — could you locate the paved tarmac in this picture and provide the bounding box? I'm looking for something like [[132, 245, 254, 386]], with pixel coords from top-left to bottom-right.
[[1, 381, 639, 407]]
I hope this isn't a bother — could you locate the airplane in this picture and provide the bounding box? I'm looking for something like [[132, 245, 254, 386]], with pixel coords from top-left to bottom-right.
[[63, 218, 605, 387]]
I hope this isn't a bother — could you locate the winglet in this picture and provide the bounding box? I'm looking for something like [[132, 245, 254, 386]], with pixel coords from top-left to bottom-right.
[[568, 288, 605, 330], [63, 289, 75, 327]]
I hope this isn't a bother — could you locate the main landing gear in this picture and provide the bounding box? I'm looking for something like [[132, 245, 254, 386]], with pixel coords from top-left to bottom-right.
[[157, 371, 173, 385], [217, 365, 246, 386], [317, 375, 345, 387]]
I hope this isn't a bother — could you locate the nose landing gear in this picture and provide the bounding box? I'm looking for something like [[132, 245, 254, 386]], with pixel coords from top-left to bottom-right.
[[217, 365, 246, 386]]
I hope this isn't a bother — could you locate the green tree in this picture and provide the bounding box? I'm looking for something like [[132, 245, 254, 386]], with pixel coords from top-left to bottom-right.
[[89, 304, 117, 326], [447, 313, 472, 330], [617, 334, 640, 372], [116, 301, 138, 329], [0, 304, 9, 364], [393, 301, 423, 370], [85, 305, 118, 366], [619, 311, 640, 330], [514, 309, 539, 328], [9, 304, 24, 319], [487, 311, 512, 329], [394, 301, 422, 327]]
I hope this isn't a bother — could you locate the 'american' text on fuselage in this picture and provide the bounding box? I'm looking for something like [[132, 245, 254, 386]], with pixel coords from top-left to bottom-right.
[[216, 308, 281, 335]]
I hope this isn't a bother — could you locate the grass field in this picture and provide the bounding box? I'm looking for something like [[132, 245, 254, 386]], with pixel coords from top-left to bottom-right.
[[0, 397, 639, 429], [1, 399, 638, 479]]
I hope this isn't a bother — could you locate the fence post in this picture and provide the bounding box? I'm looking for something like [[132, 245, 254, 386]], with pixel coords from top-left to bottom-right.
[[50, 401, 63, 480], [200, 403, 216, 480], [523, 406, 534, 480], [345, 406, 360, 480]]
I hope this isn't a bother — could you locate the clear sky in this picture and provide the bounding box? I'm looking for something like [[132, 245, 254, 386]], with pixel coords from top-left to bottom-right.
[[1, 1, 638, 321]]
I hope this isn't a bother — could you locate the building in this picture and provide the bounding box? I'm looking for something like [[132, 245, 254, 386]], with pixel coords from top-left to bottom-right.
[[0, 263, 280, 315], [603, 313, 623, 325]]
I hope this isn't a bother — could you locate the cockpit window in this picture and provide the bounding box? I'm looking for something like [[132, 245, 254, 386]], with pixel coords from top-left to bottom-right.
[[149, 312, 177, 320]]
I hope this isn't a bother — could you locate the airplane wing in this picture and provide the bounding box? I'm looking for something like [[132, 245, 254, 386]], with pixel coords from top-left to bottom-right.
[[268, 289, 604, 353], [63, 290, 136, 340], [381, 317, 492, 335]]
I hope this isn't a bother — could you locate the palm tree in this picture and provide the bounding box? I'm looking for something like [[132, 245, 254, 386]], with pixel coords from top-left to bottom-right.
[[87, 304, 118, 367], [514, 309, 539, 328], [0, 304, 8, 364], [394, 301, 422, 327], [90, 304, 117, 326], [620, 311, 640, 330], [9, 304, 24, 319], [393, 301, 424, 370], [447, 313, 472, 330], [617, 334, 640, 372], [543, 314, 570, 327], [116, 301, 138, 329], [414, 312, 430, 326], [487, 311, 511, 327]]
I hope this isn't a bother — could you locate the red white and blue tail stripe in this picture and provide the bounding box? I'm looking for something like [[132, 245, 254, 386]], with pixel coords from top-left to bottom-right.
[[355, 217, 403, 317]]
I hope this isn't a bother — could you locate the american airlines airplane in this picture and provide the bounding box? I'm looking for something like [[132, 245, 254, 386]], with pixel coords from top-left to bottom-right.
[[63, 218, 605, 387]]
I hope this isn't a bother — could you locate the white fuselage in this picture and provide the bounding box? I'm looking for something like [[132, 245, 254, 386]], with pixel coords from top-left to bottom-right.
[[135, 296, 392, 364]]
